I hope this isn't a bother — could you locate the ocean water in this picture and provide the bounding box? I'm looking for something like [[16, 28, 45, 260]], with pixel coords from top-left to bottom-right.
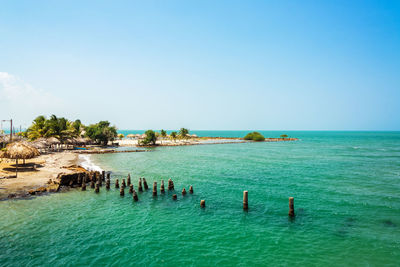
[[1, 131, 399, 266]]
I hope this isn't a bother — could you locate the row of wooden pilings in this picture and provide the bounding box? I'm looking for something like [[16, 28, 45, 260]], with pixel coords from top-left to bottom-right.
[[80, 171, 295, 217]]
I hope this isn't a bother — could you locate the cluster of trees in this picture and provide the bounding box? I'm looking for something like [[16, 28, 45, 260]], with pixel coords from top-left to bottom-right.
[[140, 128, 190, 145], [244, 132, 265, 141], [25, 115, 117, 145]]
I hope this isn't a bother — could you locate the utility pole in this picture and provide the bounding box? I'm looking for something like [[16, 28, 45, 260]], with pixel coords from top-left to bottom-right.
[[10, 119, 13, 142]]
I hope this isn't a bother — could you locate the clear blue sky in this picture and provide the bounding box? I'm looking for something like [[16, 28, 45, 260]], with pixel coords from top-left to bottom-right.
[[0, 0, 399, 130]]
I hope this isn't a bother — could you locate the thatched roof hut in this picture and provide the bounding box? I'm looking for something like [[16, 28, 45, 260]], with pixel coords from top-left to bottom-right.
[[1, 142, 40, 159], [47, 137, 61, 145], [126, 134, 135, 139], [0, 142, 40, 177]]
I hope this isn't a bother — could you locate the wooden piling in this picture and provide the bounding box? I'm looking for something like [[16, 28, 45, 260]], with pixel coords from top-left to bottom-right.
[[189, 185, 193, 194], [288, 197, 295, 217], [115, 179, 119, 188], [132, 190, 138, 201], [129, 184, 134, 194], [102, 170, 106, 181], [200, 200, 205, 208], [127, 174, 131, 186], [138, 178, 143, 192], [77, 173, 82, 185], [172, 194, 177, 200], [106, 179, 110, 190], [107, 172, 110, 180], [143, 178, 149, 190], [182, 188, 186, 195], [243, 191, 248, 210], [160, 180, 165, 193], [95, 182, 100, 193], [168, 179, 174, 190], [98, 175, 102, 187], [120, 186, 124, 196], [81, 179, 86, 191], [153, 182, 157, 196], [122, 179, 126, 188], [90, 179, 95, 188]]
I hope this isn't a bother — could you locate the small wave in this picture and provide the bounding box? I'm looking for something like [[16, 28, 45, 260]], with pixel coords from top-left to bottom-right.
[[79, 154, 103, 172]]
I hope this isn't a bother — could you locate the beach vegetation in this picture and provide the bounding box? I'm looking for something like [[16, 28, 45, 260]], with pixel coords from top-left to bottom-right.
[[141, 130, 157, 145], [170, 131, 177, 142], [244, 132, 265, 141], [117, 133, 124, 139], [84, 121, 117, 146], [280, 134, 288, 138], [160, 129, 167, 138], [179, 128, 189, 139]]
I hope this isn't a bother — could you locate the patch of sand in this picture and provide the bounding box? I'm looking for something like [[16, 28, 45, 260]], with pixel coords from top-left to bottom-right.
[[0, 152, 78, 199]]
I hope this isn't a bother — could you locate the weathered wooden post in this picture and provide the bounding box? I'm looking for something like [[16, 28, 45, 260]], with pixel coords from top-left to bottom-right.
[[90, 179, 95, 188], [107, 172, 110, 180], [288, 197, 295, 217], [81, 177, 86, 191], [160, 180, 165, 193], [153, 182, 157, 196], [95, 182, 100, 193], [138, 178, 143, 192], [77, 173, 82, 185], [243, 191, 248, 210], [115, 179, 119, 188], [143, 178, 149, 190], [129, 184, 134, 194], [122, 179, 126, 189], [200, 200, 206, 208], [132, 190, 138, 201], [182, 188, 187, 195], [127, 174, 131, 186], [106, 178, 110, 190], [189, 185, 193, 194], [102, 170, 106, 181], [168, 179, 174, 190], [98, 175, 102, 187], [172, 194, 177, 200], [120, 186, 124, 196]]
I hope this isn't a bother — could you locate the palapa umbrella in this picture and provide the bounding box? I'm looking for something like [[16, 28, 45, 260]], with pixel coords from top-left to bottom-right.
[[126, 134, 135, 139], [0, 142, 40, 177]]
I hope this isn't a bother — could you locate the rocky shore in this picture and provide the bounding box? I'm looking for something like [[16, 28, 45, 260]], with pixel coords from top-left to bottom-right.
[[0, 152, 98, 200]]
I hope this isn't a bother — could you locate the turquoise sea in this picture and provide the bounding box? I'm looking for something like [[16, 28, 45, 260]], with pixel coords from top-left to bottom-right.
[[1, 131, 400, 266]]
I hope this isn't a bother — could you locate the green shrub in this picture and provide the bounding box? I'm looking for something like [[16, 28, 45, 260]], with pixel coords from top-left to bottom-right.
[[244, 132, 265, 141]]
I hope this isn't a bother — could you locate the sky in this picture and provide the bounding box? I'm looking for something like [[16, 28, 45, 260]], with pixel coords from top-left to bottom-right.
[[0, 0, 399, 131]]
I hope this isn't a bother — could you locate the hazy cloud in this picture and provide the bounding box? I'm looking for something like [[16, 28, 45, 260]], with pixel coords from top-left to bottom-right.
[[0, 72, 64, 127]]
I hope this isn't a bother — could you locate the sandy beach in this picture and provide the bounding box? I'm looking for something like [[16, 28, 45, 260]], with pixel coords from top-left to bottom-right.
[[0, 152, 78, 199]]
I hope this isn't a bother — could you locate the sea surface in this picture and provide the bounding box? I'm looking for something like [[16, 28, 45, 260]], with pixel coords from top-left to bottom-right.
[[1, 131, 400, 266]]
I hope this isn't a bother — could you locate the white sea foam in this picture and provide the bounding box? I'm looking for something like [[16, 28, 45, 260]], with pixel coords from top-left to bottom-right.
[[79, 154, 103, 172]]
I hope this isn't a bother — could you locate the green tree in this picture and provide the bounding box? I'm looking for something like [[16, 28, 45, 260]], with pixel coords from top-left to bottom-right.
[[85, 121, 117, 145], [179, 128, 189, 139], [141, 130, 157, 145], [170, 131, 177, 142], [160, 129, 167, 138], [244, 132, 265, 141]]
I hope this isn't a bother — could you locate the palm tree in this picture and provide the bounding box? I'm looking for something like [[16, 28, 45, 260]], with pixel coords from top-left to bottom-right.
[[170, 131, 177, 142], [179, 128, 189, 139], [160, 129, 167, 145]]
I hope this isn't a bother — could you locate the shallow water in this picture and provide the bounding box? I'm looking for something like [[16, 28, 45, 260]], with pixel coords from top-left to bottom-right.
[[1, 131, 400, 266]]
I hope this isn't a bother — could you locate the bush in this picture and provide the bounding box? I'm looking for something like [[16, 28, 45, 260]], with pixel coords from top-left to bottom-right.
[[244, 132, 265, 141]]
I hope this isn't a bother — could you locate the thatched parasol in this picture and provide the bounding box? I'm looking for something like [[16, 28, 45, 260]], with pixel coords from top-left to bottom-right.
[[47, 137, 61, 145], [0, 142, 40, 177]]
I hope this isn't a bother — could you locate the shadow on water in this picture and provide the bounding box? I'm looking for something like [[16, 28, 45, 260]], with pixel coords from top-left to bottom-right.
[[382, 219, 397, 228]]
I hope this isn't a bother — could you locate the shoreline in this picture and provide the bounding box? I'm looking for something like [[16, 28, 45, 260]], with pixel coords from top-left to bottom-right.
[[0, 152, 97, 200], [0, 137, 298, 200]]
